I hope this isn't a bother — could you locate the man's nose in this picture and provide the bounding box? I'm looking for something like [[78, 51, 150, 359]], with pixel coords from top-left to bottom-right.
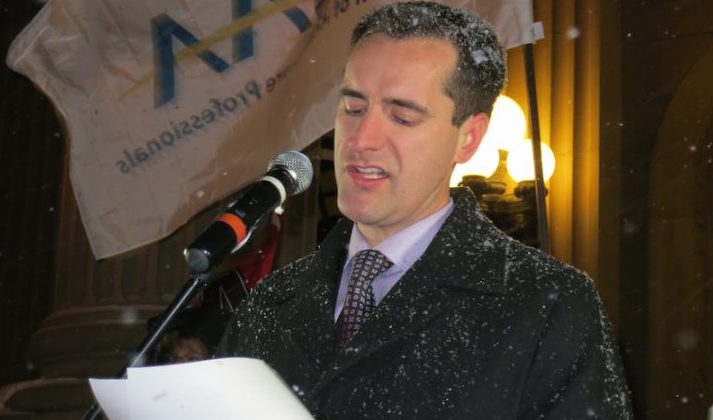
[[349, 110, 385, 151]]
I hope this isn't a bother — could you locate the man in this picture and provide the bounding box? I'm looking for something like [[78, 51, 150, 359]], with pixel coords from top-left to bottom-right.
[[218, 2, 633, 418]]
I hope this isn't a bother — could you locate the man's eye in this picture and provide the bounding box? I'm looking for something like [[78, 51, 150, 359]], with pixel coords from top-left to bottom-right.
[[341, 97, 366, 116], [391, 113, 418, 127], [344, 105, 365, 116]]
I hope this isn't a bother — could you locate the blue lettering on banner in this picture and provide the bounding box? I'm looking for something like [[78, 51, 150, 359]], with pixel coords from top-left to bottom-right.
[[153, 0, 312, 107], [152, 14, 231, 106]]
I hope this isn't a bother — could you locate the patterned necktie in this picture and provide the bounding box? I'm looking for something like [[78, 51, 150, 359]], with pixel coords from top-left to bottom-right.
[[335, 249, 393, 351]]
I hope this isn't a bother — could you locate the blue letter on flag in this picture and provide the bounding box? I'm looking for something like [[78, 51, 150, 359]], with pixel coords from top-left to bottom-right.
[[153, 1, 312, 107], [152, 14, 231, 107]]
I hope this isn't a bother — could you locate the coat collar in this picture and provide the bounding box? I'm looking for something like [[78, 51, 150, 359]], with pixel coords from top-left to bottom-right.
[[266, 187, 509, 301], [428, 187, 509, 294]]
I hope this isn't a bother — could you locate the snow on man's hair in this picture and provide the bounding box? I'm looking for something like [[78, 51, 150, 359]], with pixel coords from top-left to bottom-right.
[[351, 1, 507, 125]]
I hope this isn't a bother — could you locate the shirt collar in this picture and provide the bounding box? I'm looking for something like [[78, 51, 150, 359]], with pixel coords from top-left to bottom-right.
[[346, 199, 454, 271]]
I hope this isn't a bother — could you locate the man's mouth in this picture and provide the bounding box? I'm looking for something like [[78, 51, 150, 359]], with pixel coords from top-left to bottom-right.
[[351, 166, 388, 179]]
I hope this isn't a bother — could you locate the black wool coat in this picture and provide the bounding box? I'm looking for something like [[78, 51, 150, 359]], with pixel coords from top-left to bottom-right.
[[216, 188, 633, 419]]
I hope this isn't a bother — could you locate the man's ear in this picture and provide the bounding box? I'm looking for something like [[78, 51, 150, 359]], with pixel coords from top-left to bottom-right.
[[454, 112, 489, 164]]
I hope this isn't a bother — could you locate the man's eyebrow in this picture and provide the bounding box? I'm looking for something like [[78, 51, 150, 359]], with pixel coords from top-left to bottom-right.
[[339, 87, 366, 99], [385, 97, 430, 116]]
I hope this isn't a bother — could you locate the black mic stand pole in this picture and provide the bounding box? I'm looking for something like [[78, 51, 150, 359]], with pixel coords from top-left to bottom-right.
[[82, 271, 213, 420]]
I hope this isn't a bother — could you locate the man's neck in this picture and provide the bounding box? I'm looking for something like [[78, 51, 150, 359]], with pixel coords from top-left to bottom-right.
[[354, 200, 454, 247]]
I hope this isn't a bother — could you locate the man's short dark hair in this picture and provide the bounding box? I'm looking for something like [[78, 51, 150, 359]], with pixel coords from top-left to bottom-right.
[[351, 1, 506, 125]]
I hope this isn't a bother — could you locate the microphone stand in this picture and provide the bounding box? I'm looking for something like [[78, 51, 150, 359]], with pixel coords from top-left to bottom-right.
[[82, 271, 213, 420]]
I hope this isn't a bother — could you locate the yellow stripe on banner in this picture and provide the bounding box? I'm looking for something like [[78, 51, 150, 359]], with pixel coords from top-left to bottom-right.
[[120, 0, 311, 100]]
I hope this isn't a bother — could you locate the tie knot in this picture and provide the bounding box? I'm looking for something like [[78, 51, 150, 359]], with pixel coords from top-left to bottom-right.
[[351, 249, 392, 281]]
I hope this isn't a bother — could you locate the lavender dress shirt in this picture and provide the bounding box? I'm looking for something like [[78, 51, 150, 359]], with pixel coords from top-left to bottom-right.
[[333, 199, 454, 322]]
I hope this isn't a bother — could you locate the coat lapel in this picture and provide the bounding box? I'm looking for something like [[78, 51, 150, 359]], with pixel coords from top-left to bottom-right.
[[276, 220, 351, 380]]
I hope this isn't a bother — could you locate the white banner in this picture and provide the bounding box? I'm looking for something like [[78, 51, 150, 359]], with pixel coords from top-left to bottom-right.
[[6, 0, 534, 259]]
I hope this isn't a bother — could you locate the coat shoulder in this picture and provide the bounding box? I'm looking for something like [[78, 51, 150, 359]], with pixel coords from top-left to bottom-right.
[[250, 253, 315, 301]]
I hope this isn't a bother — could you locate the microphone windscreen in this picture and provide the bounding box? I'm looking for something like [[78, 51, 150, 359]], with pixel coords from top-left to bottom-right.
[[267, 151, 313, 196]]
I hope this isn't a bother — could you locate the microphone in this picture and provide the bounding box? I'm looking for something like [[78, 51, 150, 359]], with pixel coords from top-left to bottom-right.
[[183, 150, 313, 273]]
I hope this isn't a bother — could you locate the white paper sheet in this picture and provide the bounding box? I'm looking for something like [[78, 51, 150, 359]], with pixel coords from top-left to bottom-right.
[[89, 357, 314, 420], [88, 377, 132, 420]]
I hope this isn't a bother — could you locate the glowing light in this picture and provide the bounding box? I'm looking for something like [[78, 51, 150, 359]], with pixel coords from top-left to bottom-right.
[[481, 95, 527, 152], [450, 144, 500, 186], [506, 139, 556, 182]]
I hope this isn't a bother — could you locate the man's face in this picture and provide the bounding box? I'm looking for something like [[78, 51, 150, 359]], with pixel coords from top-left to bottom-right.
[[334, 34, 485, 245]]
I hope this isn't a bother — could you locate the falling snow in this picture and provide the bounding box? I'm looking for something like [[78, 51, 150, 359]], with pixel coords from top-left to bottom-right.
[[566, 27, 581, 39]]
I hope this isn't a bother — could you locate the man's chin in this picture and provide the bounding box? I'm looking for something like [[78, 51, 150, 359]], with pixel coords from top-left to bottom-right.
[[338, 202, 383, 226]]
